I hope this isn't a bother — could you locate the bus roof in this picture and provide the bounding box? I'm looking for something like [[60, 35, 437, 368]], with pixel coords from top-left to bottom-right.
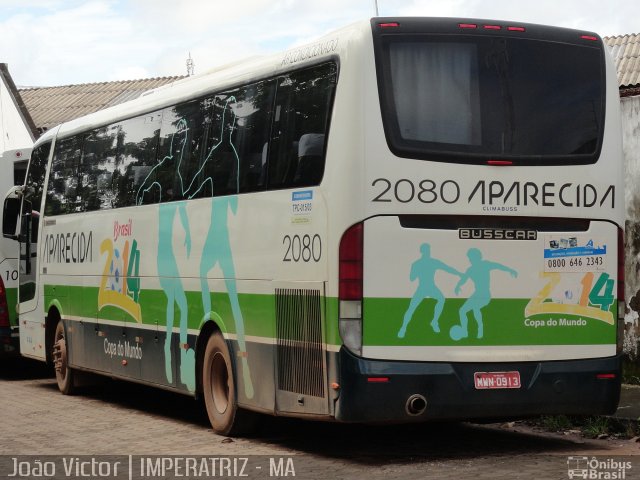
[[36, 19, 367, 145], [35, 16, 603, 147]]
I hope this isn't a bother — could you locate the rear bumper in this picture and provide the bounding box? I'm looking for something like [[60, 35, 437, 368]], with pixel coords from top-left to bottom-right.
[[335, 347, 621, 423]]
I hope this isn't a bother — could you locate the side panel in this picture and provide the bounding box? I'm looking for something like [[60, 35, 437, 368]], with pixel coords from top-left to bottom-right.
[[41, 188, 329, 414]]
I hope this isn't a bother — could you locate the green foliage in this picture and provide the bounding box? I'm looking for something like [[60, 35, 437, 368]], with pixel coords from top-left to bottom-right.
[[582, 416, 610, 438], [534, 414, 639, 439], [538, 415, 573, 431]]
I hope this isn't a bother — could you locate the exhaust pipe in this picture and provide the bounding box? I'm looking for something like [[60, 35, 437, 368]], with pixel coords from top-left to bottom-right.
[[405, 394, 427, 416]]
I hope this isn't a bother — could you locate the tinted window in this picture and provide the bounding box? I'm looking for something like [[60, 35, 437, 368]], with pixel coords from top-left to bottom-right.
[[144, 99, 215, 203], [377, 36, 604, 164], [191, 81, 276, 197], [46, 137, 83, 215], [268, 63, 337, 189], [25, 142, 50, 216], [230, 81, 275, 194], [201, 92, 245, 197], [44, 62, 338, 214], [150, 80, 277, 202], [81, 125, 120, 210], [113, 113, 161, 207], [13, 160, 27, 186]]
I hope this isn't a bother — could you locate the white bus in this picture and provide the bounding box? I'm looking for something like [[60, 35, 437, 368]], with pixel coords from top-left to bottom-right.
[[0, 147, 30, 355], [3, 18, 623, 434]]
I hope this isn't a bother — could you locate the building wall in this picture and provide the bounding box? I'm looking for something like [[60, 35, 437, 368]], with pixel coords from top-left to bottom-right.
[[622, 95, 640, 358], [0, 77, 33, 152]]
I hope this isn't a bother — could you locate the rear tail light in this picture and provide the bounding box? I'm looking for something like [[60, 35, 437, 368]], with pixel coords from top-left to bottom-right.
[[458, 23, 477, 29], [617, 227, 625, 354], [339, 223, 363, 355], [0, 276, 9, 328], [581, 35, 598, 41], [367, 377, 389, 383], [379, 22, 400, 28], [339, 223, 363, 300]]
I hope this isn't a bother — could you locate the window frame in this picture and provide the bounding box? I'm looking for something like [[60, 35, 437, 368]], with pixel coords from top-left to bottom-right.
[[373, 29, 606, 166], [45, 58, 339, 215]]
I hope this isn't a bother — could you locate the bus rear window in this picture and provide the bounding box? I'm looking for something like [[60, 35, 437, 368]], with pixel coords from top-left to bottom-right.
[[376, 35, 605, 165]]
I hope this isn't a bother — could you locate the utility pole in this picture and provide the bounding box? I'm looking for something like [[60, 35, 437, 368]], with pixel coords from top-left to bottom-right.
[[374, 0, 379, 16]]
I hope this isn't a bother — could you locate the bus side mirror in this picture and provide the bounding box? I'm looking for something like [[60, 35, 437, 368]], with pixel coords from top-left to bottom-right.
[[2, 197, 21, 240]]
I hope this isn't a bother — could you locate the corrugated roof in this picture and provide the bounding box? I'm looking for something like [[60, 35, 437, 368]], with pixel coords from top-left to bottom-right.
[[605, 34, 640, 88], [19, 76, 185, 134]]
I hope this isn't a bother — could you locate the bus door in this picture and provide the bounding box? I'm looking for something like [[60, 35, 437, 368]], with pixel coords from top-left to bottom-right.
[[13, 142, 50, 360]]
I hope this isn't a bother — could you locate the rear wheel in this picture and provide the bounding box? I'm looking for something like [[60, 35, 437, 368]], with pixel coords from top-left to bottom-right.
[[52, 319, 76, 395], [202, 332, 258, 436]]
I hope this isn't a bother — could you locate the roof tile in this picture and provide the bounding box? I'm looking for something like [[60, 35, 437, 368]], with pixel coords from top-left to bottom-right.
[[18, 76, 185, 133], [605, 34, 640, 88]]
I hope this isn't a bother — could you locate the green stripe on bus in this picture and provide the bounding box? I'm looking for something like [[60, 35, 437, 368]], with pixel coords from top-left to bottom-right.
[[5, 287, 17, 327], [363, 297, 616, 346], [43, 284, 615, 347], [43, 284, 344, 345]]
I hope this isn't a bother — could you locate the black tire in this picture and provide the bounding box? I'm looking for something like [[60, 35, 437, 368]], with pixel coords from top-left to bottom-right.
[[52, 320, 76, 395], [202, 332, 258, 436]]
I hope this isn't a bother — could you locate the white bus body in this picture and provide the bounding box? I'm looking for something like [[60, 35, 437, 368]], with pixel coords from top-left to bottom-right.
[[0, 147, 30, 355], [4, 18, 623, 433]]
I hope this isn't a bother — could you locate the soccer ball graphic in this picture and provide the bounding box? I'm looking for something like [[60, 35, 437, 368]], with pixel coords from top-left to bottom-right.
[[109, 248, 124, 294]]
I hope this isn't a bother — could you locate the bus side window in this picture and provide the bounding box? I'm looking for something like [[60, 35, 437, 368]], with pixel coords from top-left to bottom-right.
[[45, 136, 83, 215], [230, 80, 275, 194], [22, 143, 49, 219], [156, 99, 213, 202], [268, 62, 337, 190], [113, 112, 162, 207], [197, 93, 241, 198], [82, 125, 120, 211], [13, 160, 27, 186], [294, 133, 325, 186]]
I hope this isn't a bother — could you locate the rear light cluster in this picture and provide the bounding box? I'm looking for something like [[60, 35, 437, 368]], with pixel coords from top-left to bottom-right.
[[339, 223, 364, 356], [382, 21, 596, 43], [339, 223, 363, 300], [0, 276, 9, 328], [455, 22, 596, 42], [458, 23, 526, 31]]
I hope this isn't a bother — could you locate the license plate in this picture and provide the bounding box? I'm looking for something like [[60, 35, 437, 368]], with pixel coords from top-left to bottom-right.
[[474, 371, 521, 390]]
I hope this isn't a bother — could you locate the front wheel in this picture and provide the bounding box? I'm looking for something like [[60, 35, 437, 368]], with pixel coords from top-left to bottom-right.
[[52, 319, 76, 395], [202, 332, 258, 436]]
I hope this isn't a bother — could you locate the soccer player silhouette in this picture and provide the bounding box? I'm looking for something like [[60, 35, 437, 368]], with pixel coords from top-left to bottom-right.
[[451, 248, 517, 341], [398, 243, 461, 338], [136, 119, 194, 390]]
